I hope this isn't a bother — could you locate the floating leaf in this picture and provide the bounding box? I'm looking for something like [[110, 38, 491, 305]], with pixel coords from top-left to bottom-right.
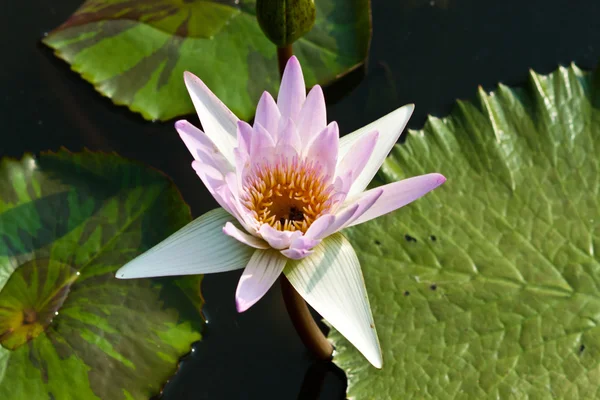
[[0, 151, 203, 399], [43, 0, 371, 122], [333, 64, 600, 398]]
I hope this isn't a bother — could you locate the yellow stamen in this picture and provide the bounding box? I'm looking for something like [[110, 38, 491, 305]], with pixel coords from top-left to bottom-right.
[[242, 158, 334, 233]]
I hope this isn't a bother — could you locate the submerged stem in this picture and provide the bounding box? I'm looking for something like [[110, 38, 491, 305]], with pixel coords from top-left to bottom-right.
[[277, 45, 294, 77], [281, 276, 334, 361]]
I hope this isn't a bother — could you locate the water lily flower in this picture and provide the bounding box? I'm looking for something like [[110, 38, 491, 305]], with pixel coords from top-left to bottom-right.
[[117, 56, 445, 368]]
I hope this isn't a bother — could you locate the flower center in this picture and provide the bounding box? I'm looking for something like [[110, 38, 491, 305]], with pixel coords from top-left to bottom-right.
[[241, 158, 335, 232]]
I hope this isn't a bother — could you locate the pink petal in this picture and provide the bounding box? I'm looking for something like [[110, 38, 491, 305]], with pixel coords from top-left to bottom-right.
[[336, 130, 378, 190], [183, 72, 239, 164], [223, 222, 269, 249], [338, 104, 414, 196], [335, 189, 383, 230], [223, 173, 259, 233], [296, 85, 327, 149], [236, 249, 288, 312], [331, 172, 353, 204], [191, 161, 225, 197], [305, 206, 358, 241], [348, 173, 446, 227], [279, 231, 322, 260], [191, 161, 243, 220], [306, 188, 383, 240], [303, 214, 336, 239], [280, 237, 319, 259], [258, 224, 302, 250], [277, 56, 306, 122], [237, 120, 253, 156], [306, 122, 339, 179], [250, 123, 276, 160], [255, 91, 281, 139], [277, 118, 302, 153], [281, 247, 314, 260], [176, 120, 233, 174]]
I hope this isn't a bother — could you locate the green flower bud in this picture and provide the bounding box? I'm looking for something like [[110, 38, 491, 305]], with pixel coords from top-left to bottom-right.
[[256, 0, 317, 47]]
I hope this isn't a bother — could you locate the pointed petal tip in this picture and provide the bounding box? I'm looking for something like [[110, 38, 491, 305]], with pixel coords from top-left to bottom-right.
[[432, 172, 447, 186], [369, 353, 383, 369], [235, 297, 252, 313], [183, 70, 197, 81], [396, 103, 415, 121], [236, 119, 251, 131], [183, 71, 200, 88], [174, 120, 196, 140], [114, 262, 146, 280], [286, 55, 300, 68], [281, 56, 302, 81], [358, 340, 383, 368], [309, 84, 323, 95], [183, 71, 211, 95], [259, 90, 273, 101]]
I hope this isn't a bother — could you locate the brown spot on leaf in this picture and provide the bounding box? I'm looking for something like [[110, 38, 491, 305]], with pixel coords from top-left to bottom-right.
[[405, 234, 417, 242]]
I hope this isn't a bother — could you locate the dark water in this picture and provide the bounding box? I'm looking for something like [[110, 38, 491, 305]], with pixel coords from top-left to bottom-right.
[[2, 0, 599, 399]]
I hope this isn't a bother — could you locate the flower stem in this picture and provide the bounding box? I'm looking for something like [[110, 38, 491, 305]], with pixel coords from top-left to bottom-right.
[[277, 45, 294, 77], [281, 276, 334, 361]]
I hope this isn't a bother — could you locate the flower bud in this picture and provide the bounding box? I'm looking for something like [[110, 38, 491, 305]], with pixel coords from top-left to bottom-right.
[[256, 0, 316, 47]]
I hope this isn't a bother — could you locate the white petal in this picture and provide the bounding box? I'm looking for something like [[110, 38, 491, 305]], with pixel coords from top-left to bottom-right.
[[339, 104, 414, 196], [184, 72, 239, 165], [235, 249, 288, 312], [116, 208, 253, 279], [284, 233, 382, 368]]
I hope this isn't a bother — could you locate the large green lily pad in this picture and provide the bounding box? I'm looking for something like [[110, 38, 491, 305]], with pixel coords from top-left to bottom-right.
[[335, 64, 600, 398], [42, 0, 371, 122], [0, 150, 203, 399]]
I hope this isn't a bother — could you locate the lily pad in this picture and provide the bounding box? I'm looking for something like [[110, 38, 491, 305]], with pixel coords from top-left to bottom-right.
[[334, 64, 600, 398], [0, 150, 202, 399], [42, 0, 371, 122]]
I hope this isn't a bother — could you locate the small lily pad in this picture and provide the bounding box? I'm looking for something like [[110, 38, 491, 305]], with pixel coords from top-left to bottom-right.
[[43, 0, 371, 122], [335, 64, 600, 398], [0, 150, 202, 399]]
